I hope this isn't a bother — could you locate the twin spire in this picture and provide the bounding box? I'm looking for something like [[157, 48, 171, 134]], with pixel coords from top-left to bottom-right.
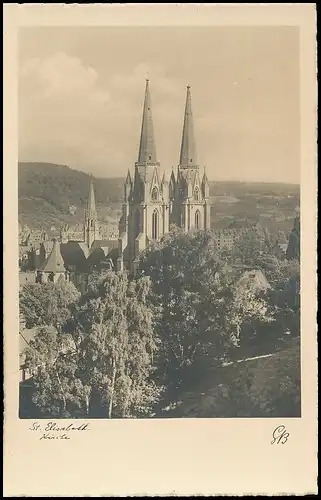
[[137, 80, 198, 169], [138, 79, 157, 164], [179, 86, 197, 168]]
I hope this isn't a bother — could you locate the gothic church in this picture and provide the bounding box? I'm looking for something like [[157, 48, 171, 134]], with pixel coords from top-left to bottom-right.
[[117, 80, 210, 272], [33, 80, 211, 284]]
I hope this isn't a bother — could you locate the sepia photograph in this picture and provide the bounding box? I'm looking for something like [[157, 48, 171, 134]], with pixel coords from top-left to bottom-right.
[[4, 4, 317, 498], [17, 25, 302, 420]]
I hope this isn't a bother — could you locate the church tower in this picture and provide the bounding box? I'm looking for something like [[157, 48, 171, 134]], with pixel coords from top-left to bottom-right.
[[170, 86, 210, 231], [125, 79, 170, 271], [84, 176, 100, 249]]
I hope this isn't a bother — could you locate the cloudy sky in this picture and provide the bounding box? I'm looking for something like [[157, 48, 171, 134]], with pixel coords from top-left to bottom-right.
[[19, 26, 300, 183]]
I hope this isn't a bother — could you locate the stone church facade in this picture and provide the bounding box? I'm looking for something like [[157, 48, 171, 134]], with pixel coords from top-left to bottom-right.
[[117, 80, 210, 272]]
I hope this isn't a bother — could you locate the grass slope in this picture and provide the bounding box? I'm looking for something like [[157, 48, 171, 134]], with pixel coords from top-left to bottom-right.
[[160, 337, 300, 418]]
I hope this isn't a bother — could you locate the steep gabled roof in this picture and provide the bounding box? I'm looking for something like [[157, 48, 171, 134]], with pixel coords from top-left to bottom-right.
[[39, 240, 65, 273]]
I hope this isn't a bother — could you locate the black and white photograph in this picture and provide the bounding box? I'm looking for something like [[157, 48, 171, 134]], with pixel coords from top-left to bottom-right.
[[4, 4, 318, 498], [17, 24, 303, 420]]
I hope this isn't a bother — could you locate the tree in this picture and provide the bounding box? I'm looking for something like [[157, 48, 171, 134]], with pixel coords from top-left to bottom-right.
[[69, 271, 161, 418], [136, 228, 237, 397], [231, 229, 270, 267], [286, 215, 300, 261], [226, 281, 275, 357], [265, 259, 300, 339], [24, 326, 91, 418], [19, 280, 80, 331]]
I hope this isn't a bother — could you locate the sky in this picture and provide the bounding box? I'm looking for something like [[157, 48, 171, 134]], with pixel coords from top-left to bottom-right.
[[18, 26, 300, 183]]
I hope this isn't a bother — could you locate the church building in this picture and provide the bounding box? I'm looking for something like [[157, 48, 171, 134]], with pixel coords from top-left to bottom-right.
[[31, 80, 211, 283], [117, 80, 210, 272]]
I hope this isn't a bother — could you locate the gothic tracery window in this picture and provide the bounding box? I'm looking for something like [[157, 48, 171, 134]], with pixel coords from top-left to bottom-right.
[[194, 187, 200, 201], [195, 210, 201, 230], [151, 186, 158, 201], [152, 209, 158, 240]]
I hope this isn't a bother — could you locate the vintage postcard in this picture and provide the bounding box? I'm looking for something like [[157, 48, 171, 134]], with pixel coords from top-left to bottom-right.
[[3, 3, 317, 497]]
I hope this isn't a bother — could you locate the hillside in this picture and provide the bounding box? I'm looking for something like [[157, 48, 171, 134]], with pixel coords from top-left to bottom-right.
[[18, 162, 123, 230], [158, 337, 300, 418], [18, 162, 300, 234]]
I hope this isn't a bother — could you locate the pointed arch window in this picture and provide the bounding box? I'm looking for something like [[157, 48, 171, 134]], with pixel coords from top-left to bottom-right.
[[151, 186, 158, 201], [195, 210, 201, 230], [152, 209, 158, 240], [194, 187, 200, 201]]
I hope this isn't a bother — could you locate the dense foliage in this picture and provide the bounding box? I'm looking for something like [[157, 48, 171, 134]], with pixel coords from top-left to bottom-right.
[[20, 225, 300, 418], [23, 272, 161, 418], [20, 280, 80, 331]]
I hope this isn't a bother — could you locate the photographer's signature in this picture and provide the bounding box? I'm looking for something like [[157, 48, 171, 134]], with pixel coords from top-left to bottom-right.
[[271, 425, 289, 445]]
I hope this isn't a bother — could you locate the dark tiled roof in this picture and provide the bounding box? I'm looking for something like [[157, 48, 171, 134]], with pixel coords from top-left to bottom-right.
[[91, 239, 118, 251], [87, 246, 119, 266], [60, 241, 90, 271]]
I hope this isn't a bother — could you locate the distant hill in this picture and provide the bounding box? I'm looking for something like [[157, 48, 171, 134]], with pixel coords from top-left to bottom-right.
[[18, 162, 123, 230], [18, 162, 300, 233]]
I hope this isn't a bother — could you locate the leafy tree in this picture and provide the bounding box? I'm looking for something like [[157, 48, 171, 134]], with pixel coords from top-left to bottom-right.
[[24, 326, 90, 418], [19, 280, 80, 331], [265, 259, 300, 338], [137, 228, 237, 397], [69, 271, 161, 418], [231, 229, 270, 267], [227, 281, 275, 357]]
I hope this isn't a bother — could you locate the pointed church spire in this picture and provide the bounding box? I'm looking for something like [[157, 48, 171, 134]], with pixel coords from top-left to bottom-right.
[[87, 175, 97, 218], [137, 79, 157, 164], [179, 86, 198, 169]]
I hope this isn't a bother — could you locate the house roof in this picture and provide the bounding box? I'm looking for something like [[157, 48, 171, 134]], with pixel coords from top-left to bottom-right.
[[87, 245, 119, 266], [39, 240, 65, 273], [60, 241, 90, 271], [91, 239, 119, 251], [236, 269, 271, 291]]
